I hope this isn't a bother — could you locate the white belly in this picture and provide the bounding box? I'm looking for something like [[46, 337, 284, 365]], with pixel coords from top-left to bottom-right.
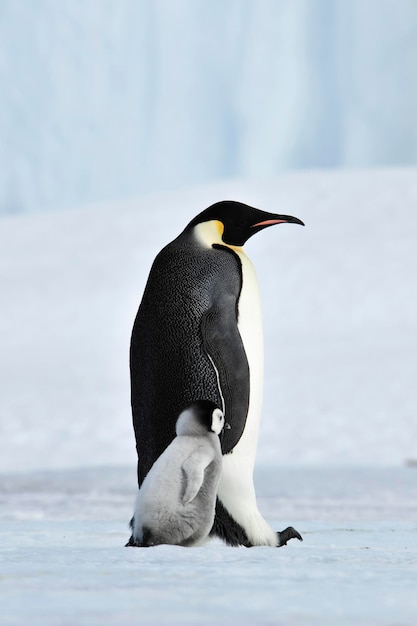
[[230, 249, 264, 467], [217, 250, 277, 546]]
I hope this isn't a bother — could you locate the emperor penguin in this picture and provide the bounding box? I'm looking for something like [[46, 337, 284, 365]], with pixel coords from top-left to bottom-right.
[[129, 400, 227, 547], [129, 200, 304, 548]]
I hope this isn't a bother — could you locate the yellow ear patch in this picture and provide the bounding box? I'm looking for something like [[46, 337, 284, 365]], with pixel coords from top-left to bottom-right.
[[215, 220, 225, 237], [193, 219, 244, 253], [194, 220, 224, 247]]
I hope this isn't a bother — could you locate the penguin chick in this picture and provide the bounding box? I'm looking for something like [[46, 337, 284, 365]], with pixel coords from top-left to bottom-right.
[[129, 400, 227, 547]]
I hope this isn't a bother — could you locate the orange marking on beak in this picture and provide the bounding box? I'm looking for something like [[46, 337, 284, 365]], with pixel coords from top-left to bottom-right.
[[252, 219, 287, 227]]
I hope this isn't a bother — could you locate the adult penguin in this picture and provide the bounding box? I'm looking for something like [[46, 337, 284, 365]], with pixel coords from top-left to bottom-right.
[[129, 200, 304, 547]]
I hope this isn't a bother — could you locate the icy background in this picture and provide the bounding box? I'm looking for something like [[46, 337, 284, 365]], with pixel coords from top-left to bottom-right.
[[1, 0, 417, 215]]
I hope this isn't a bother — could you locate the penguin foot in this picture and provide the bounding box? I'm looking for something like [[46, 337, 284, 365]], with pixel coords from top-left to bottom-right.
[[277, 526, 303, 547]]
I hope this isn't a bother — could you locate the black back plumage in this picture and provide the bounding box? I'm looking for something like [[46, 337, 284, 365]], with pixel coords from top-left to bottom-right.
[[130, 228, 249, 487]]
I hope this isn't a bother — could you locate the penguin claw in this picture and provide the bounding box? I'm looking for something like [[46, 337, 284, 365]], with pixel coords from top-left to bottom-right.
[[277, 526, 303, 547]]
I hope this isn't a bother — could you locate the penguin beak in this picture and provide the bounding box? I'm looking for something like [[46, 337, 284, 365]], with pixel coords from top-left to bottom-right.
[[224, 422, 231, 430], [252, 215, 305, 228]]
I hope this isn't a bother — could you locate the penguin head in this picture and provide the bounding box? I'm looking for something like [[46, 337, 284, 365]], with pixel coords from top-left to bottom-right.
[[185, 200, 304, 247], [175, 400, 229, 437]]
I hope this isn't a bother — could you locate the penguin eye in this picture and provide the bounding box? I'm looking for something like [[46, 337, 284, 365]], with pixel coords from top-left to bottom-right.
[[211, 408, 225, 432]]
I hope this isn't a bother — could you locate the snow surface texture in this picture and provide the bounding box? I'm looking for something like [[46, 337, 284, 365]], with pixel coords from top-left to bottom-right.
[[1, 1, 417, 214], [1, 168, 417, 472], [1, 466, 417, 625]]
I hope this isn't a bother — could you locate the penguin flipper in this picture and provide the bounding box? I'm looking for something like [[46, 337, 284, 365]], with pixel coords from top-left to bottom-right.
[[182, 450, 213, 504], [200, 306, 250, 454]]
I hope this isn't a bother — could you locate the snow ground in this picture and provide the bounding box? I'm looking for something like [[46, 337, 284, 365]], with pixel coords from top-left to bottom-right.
[[1, 466, 417, 625]]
